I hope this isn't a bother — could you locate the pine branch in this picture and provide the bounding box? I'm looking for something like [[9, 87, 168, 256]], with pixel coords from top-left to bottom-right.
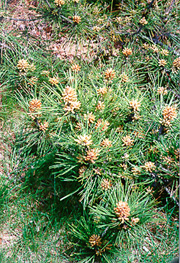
[[165, 0, 176, 15]]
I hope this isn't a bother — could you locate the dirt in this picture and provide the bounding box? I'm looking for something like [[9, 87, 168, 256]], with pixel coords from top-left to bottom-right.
[[1, 0, 101, 61]]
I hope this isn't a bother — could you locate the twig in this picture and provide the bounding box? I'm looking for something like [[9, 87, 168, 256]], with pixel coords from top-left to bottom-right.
[[165, 0, 175, 15], [60, 14, 73, 24], [166, 86, 180, 99], [147, 0, 156, 9], [165, 186, 179, 206], [151, 172, 179, 207], [115, 0, 156, 38], [152, 34, 180, 56], [44, 0, 51, 8], [3, 16, 42, 22], [101, 227, 109, 238], [34, 117, 40, 128], [138, 33, 179, 56], [0, 43, 11, 49], [158, 124, 165, 138], [131, 0, 156, 36], [44, 0, 73, 24], [131, 25, 143, 37]]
